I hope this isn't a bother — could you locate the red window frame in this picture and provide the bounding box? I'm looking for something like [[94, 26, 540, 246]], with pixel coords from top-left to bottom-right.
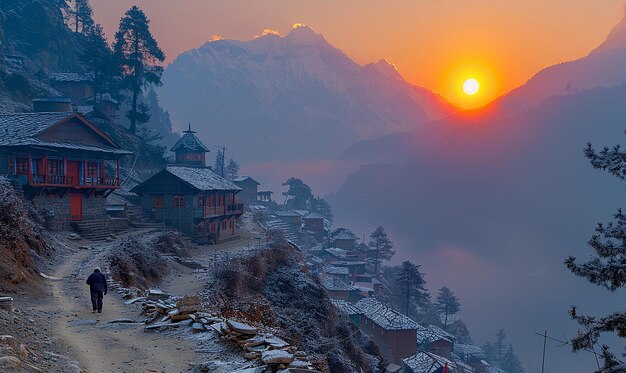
[[87, 161, 99, 178], [153, 196, 164, 208], [197, 195, 205, 207], [173, 195, 185, 209], [48, 159, 61, 175], [15, 158, 28, 174]]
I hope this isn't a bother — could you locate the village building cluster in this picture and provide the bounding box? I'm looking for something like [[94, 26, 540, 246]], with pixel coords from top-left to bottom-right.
[[0, 72, 504, 373]]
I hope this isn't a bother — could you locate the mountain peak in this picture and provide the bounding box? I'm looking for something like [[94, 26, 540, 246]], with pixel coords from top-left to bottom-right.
[[367, 59, 403, 80], [286, 24, 326, 45], [591, 4, 626, 54]]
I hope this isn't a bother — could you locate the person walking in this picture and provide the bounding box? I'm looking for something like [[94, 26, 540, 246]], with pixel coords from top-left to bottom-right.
[[86, 267, 107, 313]]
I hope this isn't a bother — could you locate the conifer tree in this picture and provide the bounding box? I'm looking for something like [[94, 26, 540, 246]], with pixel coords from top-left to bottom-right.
[[226, 159, 240, 180], [282, 177, 314, 209], [66, 0, 94, 34], [214, 150, 224, 176], [82, 24, 117, 101], [368, 226, 395, 277], [435, 286, 461, 327], [113, 6, 165, 135], [564, 142, 626, 372], [502, 343, 525, 373], [395, 260, 429, 317]]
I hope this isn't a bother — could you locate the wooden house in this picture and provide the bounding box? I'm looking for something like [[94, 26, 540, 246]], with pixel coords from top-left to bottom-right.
[[403, 351, 473, 373], [0, 104, 130, 233], [318, 274, 361, 302], [233, 176, 260, 204], [302, 212, 325, 241], [50, 73, 95, 103], [416, 324, 456, 359], [331, 228, 359, 250], [257, 190, 273, 203], [131, 126, 243, 243], [355, 297, 418, 364]]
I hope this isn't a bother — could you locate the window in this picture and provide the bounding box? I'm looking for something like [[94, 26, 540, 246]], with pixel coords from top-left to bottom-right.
[[218, 195, 224, 206], [221, 221, 227, 230], [208, 195, 215, 207], [87, 161, 99, 178], [153, 196, 164, 208], [173, 195, 185, 209], [210, 223, 216, 232], [15, 158, 28, 174], [48, 159, 61, 175], [197, 195, 205, 207]]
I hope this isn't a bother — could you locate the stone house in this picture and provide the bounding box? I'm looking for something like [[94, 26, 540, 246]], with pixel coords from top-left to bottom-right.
[[131, 127, 243, 243], [355, 297, 418, 364], [0, 102, 130, 233], [233, 176, 260, 204], [416, 324, 456, 359]]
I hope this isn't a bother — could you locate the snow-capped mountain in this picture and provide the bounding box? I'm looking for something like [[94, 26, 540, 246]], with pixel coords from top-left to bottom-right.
[[158, 25, 456, 163]]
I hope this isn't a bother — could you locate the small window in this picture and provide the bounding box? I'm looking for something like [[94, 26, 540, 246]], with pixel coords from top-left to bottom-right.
[[197, 196, 205, 207], [15, 158, 28, 174], [153, 196, 164, 208], [87, 161, 99, 178], [48, 159, 61, 175], [173, 195, 185, 208]]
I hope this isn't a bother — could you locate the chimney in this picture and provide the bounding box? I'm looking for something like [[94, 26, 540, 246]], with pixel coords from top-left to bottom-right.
[[32, 97, 72, 112]]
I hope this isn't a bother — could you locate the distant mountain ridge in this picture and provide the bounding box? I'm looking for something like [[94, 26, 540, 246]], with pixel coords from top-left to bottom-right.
[[158, 25, 457, 163]]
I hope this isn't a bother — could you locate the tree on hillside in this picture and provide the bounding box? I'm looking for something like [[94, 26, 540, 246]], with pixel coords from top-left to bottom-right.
[[564, 142, 626, 371], [226, 159, 240, 180], [483, 329, 511, 370], [395, 260, 429, 317], [368, 226, 395, 277], [81, 24, 117, 101], [67, 0, 94, 34], [214, 149, 224, 176], [113, 6, 165, 135], [282, 177, 313, 209], [435, 286, 461, 327], [502, 343, 525, 373]]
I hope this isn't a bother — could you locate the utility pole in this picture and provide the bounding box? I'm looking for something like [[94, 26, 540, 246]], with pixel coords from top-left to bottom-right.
[[541, 330, 547, 373], [221, 146, 226, 177]]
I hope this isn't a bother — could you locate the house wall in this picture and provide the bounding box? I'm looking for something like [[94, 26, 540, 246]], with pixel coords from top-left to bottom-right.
[[234, 180, 258, 203], [427, 340, 453, 359], [32, 193, 108, 230], [359, 317, 417, 364], [38, 117, 113, 148], [334, 238, 357, 250], [303, 217, 324, 241], [0, 148, 8, 174]]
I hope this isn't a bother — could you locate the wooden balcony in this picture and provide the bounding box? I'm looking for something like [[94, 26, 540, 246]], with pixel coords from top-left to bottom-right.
[[26, 174, 120, 189], [196, 203, 244, 219]]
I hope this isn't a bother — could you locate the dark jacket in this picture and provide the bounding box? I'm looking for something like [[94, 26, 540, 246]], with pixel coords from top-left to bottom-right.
[[86, 271, 107, 294]]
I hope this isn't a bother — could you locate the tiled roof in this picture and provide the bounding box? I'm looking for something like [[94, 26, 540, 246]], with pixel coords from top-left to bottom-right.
[[416, 324, 456, 345], [303, 212, 324, 219], [403, 352, 452, 373], [275, 210, 302, 217], [454, 344, 485, 358], [170, 131, 209, 152], [0, 112, 130, 155], [319, 274, 358, 292], [323, 265, 350, 275], [330, 299, 361, 315], [355, 297, 419, 331], [51, 72, 94, 82], [324, 247, 348, 258], [164, 165, 242, 192], [332, 228, 358, 240], [233, 176, 260, 184]]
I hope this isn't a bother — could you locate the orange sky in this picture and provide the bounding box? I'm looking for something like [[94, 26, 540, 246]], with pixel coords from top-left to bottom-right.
[[92, 1, 625, 108]]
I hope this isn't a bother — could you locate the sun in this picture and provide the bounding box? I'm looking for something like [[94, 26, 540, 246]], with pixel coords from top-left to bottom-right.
[[463, 78, 480, 95]]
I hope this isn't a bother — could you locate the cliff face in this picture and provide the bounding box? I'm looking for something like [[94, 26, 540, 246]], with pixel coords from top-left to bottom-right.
[[212, 244, 383, 372]]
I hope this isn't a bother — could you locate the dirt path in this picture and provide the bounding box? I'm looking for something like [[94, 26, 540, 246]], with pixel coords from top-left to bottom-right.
[[47, 237, 194, 373]]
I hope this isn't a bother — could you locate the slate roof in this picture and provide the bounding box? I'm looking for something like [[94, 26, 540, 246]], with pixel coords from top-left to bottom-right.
[[330, 299, 361, 315], [319, 274, 358, 292], [0, 112, 130, 155], [233, 176, 260, 184], [162, 165, 242, 192], [355, 297, 419, 331], [170, 131, 209, 152], [323, 265, 350, 276], [51, 72, 94, 82], [403, 352, 452, 373], [274, 210, 302, 218], [454, 344, 485, 358], [324, 247, 348, 258], [416, 324, 456, 345], [303, 212, 324, 219], [332, 228, 358, 240]]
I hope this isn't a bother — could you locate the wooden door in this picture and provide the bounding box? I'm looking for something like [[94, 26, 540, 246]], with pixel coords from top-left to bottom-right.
[[67, 161, 79, 186], [70, 194, 82, 221]]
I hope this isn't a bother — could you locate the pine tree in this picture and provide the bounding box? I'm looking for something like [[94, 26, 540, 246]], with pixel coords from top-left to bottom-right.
[[482, 329, 509, 369], [395, 260, 429, 317], [214, 150, 224, 176], [311, 197, 333, 224], [282, 177, 313, 209], [435, 286, 461, 327], [368, 226, 395, 277], [81, 24, 117, 102], [226, 159, 240, 180], [564, 142, 626, 372], [113, 6, 165, 135], [502, 343, 525, 373], [66, 0, 94, 34]]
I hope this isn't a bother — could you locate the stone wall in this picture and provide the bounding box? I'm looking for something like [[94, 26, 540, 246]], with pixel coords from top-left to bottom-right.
[[32, 193, 108, 231]]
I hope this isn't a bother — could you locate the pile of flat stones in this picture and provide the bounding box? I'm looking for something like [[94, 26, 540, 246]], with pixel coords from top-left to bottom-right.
[[212, 319, 319, 372]]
